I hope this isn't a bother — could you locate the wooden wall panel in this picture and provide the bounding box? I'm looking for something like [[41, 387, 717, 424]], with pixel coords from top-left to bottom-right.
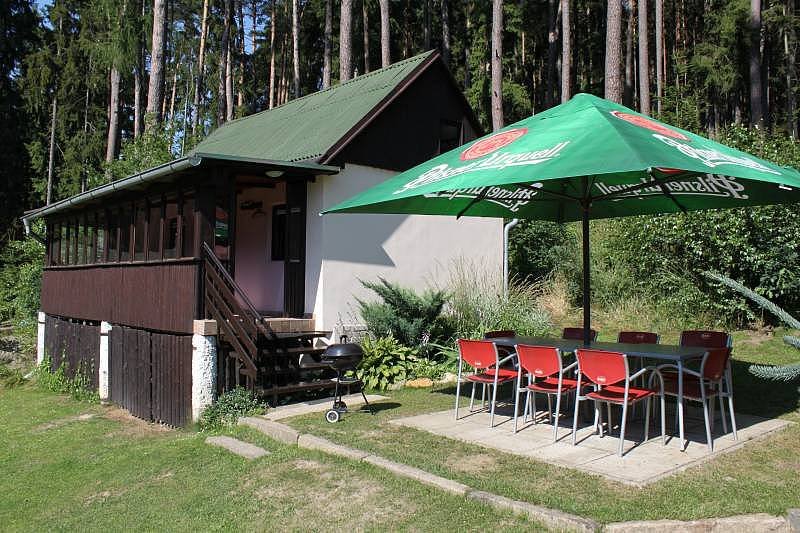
[[41, 261, 199, 334], [44, 315, 100, 389]]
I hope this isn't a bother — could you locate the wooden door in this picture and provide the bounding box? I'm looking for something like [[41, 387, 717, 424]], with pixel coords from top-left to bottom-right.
[[284, 180, 306, 318]]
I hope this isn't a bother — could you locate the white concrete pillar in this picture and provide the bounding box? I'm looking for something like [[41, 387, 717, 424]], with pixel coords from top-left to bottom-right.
[[36, 311, 46, 366], [192, 320, 218, 423], [99, 321, 112, 402]]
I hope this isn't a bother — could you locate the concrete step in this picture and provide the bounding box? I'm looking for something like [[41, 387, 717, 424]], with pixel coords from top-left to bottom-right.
[[205, 435, 270, 460]]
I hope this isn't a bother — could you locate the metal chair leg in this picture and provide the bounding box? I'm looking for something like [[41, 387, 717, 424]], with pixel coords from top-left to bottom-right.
[[553, 392, 563, 442], [572, 394, 581, 446], [644, 397, 651, 442], [702, 397, 713, 452], [618, 402, 628, 457], [728, 395, 738, 440]]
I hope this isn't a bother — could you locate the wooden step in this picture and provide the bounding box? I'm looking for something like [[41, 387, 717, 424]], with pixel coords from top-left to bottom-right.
[[273, 331, 332, 341], [255, 380, 340, 396]]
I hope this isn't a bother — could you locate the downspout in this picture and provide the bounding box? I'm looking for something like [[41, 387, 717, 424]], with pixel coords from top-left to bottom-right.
[[23, 217, 46, 246], [503, 218, 520, 300]]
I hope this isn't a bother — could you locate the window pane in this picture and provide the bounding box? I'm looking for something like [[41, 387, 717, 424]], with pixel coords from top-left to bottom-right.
[[119, 206, 132, 261], [76, 220, 85, 264], [147, 200, 162, 259], [181, 195, 194, 257], [164, 198, 178, 259], [107, 211, 118, 262], [96, 212, 105, 263], [214, 204, 229, 261], [86, 218, 95, 264], [61, 224, 69, 264], [133, 203, 146, 261]]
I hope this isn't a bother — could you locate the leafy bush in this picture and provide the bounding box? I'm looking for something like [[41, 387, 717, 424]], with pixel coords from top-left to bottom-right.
[[357, 278, 452, 350], [0, 228, 44, 326], [35, 358, 98, 403], [406, 357, 449, 381], [0, 363, 26, 388], [509, 220, 577, 283], [355, 335, 418, 391], [199, 387, 265, 431]]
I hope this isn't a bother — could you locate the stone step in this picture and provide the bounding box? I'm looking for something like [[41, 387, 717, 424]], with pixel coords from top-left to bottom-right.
[[205, 435, 270, 460]]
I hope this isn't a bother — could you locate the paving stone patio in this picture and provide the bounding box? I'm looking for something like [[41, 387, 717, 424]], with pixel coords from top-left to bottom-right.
[[391, 401, 791, 486]]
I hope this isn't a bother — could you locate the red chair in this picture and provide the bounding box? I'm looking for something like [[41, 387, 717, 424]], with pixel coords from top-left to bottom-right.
[[563, 327, 598, 342], [658, 347, 737, 451], [680, 330, 731, 349], [617, 331, 660, 344], [454, 339, 517, 427], [513, 345, 578, 441], [572, 349, 666, 456]]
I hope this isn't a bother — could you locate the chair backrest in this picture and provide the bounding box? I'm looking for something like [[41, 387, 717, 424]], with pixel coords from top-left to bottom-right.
[[484, 330, 516, 339], [575, 349, 628, 386], [617, 331, 659, 344], [562, 327, 598, 341], [702, 347, 732, 381], [516, 345, 561, 378], [457, 339, 498, 370], [680, 330, 731, 349]]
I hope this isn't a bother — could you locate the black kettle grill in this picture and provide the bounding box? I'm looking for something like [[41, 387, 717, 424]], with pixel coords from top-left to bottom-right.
[[299, 339, 374, 423]]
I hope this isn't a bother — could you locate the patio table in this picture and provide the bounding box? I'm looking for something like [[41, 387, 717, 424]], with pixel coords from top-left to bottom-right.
[[488, 336, 707, 450]]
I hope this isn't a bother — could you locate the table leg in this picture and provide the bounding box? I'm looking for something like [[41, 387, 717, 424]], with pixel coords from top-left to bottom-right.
[[678, 360, 686, 451]]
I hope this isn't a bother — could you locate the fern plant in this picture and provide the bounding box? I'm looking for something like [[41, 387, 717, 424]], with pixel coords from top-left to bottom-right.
[[704, 271, 800, 381]]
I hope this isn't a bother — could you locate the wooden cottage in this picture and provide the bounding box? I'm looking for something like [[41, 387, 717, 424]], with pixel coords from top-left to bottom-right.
[[23, 51, 503, 426]]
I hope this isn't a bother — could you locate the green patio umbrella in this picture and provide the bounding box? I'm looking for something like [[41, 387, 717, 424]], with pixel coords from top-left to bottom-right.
[[323, 93, 800, 344]]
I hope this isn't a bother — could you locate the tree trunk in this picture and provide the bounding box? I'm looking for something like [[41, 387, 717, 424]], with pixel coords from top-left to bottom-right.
[[638, 0, 650, 115], [340, 0, 353, 80], [786, 0, 797, 138], [192, 0, 209, 133], [749, 0, 764, 127], [269, 0, 277, 107], [605, 0, 623, 102], [464, 1, 471, 88], [423, 0, 431, 50], [168, 69, 178, 125], [441, 0, 451, 66], [323, 0, 332, 87], [624, 0, 634, 107], [362, 0, 370, 73], [218, 0, 231, 124], [106, 67, 120, 163], [225, 0, 235, 120], [146, 0, 167, 130], [561, 0, 571, 102], [491, 0, 504, 130], [46, 95, 57, 204], [546, 0, 558, 107], [238, 0, 246, 108], [655, 0, 663, 114], [292, 0, 300, 96], [134, 65, 143, 138], [379, 0, 390, 67]]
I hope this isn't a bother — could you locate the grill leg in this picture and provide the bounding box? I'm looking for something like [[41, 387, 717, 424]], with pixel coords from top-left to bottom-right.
[[361, 388, 374, 415]]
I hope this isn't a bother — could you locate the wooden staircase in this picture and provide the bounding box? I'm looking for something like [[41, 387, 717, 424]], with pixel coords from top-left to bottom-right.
[[202, 244, 337, 403]]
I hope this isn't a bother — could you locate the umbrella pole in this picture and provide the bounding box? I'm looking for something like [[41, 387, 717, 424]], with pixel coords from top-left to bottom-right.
[[581, 199, 591, 347]]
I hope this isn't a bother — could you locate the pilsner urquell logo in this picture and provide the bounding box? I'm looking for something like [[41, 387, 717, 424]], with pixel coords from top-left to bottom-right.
[[594, 175, 750, 200], [394, 129, 569, 194]]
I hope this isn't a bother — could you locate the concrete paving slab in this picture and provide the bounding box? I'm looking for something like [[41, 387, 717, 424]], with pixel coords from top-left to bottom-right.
[[205, 436, 270, 460], [393, 407, 791, 486], [238, 417, 300, 445], [264, 393, 389, 420]]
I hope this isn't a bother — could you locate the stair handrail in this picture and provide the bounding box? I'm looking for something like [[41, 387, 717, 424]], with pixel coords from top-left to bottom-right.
[[201, 242, 276, 340]]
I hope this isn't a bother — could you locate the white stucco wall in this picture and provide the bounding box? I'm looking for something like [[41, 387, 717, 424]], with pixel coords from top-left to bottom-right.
[[307, 164, 504, 331]]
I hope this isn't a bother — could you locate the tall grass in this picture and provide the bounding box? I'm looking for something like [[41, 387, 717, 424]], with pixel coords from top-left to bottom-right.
[[440, 261, 552, 340]]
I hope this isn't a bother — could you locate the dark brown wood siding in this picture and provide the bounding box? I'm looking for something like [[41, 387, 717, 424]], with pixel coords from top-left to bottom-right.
[[109, 325, 192, 427], [44, 315, 100, 389], [41, 261, 199, 334]]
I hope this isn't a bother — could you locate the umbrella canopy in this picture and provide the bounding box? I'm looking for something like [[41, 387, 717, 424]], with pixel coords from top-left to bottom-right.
[[324, 93, 800, 343]]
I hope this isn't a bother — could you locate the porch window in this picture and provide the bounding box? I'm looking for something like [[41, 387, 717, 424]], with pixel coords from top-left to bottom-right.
[[180, 195, 194, 257], [61, 223, 69, 265], [134, 202, 146, 261], [164, 197, 178, 259], [147, 199, 162, 260], [86, 214, 96, 264], [76, 219, 85, 264], [119, 205, 132, 261], [96, 211, 106, 263], [50, 223, 60, 266], [271, 204, 287, 261], [107, 210, 118, 262]]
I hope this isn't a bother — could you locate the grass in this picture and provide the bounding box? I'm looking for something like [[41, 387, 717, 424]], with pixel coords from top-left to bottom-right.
[[286, 328, 800, 525], [0, 384, 542, 532]]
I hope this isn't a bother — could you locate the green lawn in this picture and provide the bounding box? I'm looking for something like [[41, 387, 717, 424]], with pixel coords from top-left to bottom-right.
[[0, 386, 541, 532], [286, 329, 800, 525]]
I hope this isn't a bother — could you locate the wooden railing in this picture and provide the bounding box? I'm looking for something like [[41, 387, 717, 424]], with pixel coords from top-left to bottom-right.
[[202, 243, 274, 389]]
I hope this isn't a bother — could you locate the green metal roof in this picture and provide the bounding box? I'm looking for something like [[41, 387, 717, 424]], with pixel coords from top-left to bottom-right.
[[192, 51, 437, 163]]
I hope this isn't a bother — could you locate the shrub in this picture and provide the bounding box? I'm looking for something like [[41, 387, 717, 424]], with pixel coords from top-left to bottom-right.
[[35, 358, 98, 403], [406, 357, 449, 381], [357, 278, 452, 350], [199, 387, 265, 431], [0, 228, 44, 326], [355, 335, 418, 391], [0, 363, 26, 388]]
